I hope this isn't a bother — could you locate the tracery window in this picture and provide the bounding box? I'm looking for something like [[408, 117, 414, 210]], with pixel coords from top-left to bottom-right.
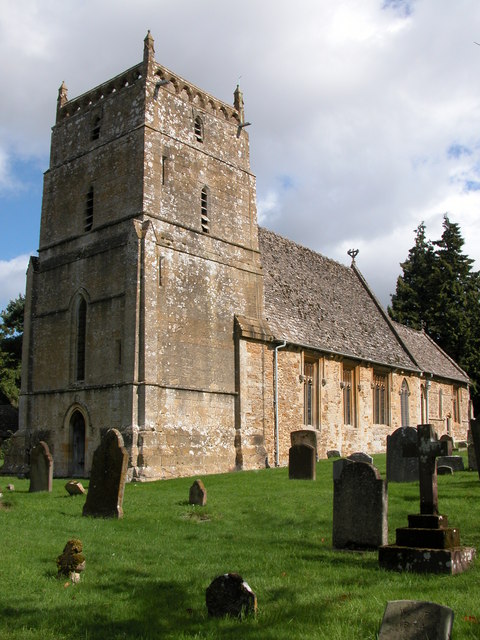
[[400, 378, 410, 427], [373, 371, 388, 425], [343, 364, 356, 426]]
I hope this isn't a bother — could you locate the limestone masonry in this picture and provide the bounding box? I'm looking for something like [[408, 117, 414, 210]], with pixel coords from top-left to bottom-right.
[[6, 33, 470, 480]]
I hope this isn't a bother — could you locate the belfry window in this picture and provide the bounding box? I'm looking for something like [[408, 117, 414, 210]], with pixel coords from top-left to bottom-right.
[[201, 187, 209, 233], [76, 297, 87, 382], [373, 371, 388, 425], [194, 115, 204, 142], [85, 187, 94, 232], [91, 115, 102, 141]]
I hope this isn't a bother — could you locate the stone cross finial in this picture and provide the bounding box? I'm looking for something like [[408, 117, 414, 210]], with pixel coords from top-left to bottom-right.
[[403, 424, 451, 515], [144, 30, 155, 65]]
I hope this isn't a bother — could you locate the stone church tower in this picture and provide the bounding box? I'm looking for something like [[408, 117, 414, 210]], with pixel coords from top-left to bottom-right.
[[19, 33, 264, 479]]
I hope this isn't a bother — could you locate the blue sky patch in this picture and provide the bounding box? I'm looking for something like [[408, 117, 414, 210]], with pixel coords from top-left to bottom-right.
[[447, 143, 472, 159], [382, 0, 415, 17]]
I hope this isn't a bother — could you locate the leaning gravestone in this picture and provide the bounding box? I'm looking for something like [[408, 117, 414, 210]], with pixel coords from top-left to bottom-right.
[[29, 441, 53, 493], [206, 573, 257, 618], [82, 429, 128, 518], [189, 479, 207, 506], [65, 480, 86, 496], [333, 461, 387, 549], [288, 443, 316, 480], [378, 600, 454, 639], [386, 427, 419, 482]]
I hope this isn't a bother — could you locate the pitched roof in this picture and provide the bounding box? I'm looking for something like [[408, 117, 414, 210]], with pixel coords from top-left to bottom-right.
[[257, 227, 469, 385], [392, 322, 469, 384]]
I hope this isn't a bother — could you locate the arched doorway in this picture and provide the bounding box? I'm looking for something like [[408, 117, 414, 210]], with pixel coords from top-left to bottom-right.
[[70, 410, 86, 476]]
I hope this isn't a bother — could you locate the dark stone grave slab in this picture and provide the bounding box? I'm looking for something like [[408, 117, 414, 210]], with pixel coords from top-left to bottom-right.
[[437, 455, 464, 472], [378, 600, 454, 639], [386, 427, 419, 483], [189, 479, 207, 506], [379, 424, 476, 574], [29, 441, 53, 493], [206, 573, 257, 618], [288, 443, 315, 480], [82, 429, 128, 518], [333, 461, 387, 549]]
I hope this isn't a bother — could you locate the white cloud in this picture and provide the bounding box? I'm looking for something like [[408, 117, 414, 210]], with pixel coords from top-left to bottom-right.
[[0, 255, 29, 312]]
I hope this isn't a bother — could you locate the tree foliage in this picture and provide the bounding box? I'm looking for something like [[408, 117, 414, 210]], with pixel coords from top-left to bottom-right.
[[0, 294, 25, 407], [389, 215, 480, 411]]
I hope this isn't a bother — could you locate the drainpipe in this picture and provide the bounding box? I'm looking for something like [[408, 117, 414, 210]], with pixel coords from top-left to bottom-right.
[[274, 340, 287, 467]]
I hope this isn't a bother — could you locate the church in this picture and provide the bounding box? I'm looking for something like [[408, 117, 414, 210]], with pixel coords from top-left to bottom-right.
[[7, 33, 470, 480]]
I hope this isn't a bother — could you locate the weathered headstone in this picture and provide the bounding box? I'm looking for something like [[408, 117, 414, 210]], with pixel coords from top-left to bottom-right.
[[379, 424, 476, 574], [386, 427, 419, 483], [440, 433, 454, 448], [65, 480, 86, 496], [56, 538, 86, 583], [82, 429, 128, 518], [347, 451, 373, 464], [437, 455, 464, 472], [288, 443, 316, 480], [378, 600, 454, 639], [189, 479, 207, 506], [333, 461, 388, 549], [29, 441, 53, 493], [206, 573, 257, 618], [470, 418, 480, 481], [327, 449, 341, 459], [290, 429, 317, 458]]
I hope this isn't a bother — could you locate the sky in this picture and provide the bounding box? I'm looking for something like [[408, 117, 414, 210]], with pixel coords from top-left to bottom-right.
[[1, 0, 480, 312]]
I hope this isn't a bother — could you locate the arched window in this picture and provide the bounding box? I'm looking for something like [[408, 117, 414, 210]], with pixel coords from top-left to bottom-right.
[[76, 297, 87, 381], [85, 186, 94, 232], [70, 410, 85, 476], [201, 186, 209, 233], [421, 384, 427, 424], [400, 378, 410, 427], [194, 115, 204, 142]]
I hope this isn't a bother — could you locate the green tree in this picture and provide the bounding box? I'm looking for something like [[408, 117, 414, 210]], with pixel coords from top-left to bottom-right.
[[0, 294, 25, 407], [389, 215, 480, 412], [388, 222, 435, 328]]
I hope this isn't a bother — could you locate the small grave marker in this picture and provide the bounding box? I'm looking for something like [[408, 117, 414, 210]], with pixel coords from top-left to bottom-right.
[[206, 573, 257, 618], [29, 441, 53, 493], [82, 429, 128, 518], [378, 600, 454, 639], [189, 479, 207, 506], [347, 451, 373, 464]]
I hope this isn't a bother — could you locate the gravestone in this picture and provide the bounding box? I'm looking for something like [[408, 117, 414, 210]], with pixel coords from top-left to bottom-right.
[[326, 450, 341, 459], [333, 461, 387, 549], [29, 441, 53, 493], [437, 465, 453, 475], [470, 418, 480, 480], [82, 429, 128, 518], [65, 480, 86, 495], [290, 429, 317, 458], [378, 600, 454, 639], [347, 451, 373, 464], [189, 479, 207, 506], [56, 538, 86, 583], [386, 427, 419, 483], [288, 443, 316, 480], [379, 424, 476, 574], [440, 433, 454, 448], [206, 573, 257, 618], [437, 455, 464, 472]]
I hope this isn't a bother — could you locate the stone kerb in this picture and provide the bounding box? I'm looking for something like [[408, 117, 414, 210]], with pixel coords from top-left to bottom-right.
[[333, 461, 388, 549], [29, 441, 53, 493], [82, 429, 128, 519], [386, 427, 419, 483]]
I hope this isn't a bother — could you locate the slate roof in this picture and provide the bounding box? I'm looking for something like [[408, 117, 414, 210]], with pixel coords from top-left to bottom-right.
[[258, 227, 469, 384], [393, 322, 469, 384]]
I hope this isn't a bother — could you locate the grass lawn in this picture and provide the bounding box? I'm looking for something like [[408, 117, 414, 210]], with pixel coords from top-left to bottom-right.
[[1, 454, 479, 639]]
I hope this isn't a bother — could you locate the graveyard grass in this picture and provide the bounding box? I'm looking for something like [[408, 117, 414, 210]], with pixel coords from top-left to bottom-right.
[[1, 454, 480, 639]]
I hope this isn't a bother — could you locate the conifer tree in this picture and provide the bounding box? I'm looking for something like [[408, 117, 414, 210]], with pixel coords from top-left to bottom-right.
[[0, 294, 24, 407]]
